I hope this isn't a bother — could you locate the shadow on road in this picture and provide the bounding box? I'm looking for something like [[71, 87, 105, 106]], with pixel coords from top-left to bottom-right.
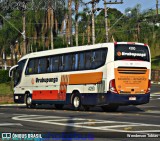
[[117, 105, 144, 113], [0, 104, 145, 114]]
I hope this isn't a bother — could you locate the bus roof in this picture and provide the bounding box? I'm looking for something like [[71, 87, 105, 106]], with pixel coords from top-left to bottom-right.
[[18, 42, 148, 62]]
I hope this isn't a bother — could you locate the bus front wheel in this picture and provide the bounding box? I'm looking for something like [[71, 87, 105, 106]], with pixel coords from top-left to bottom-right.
[[25, 94, 35, 108], [72, 93, 81, 110]]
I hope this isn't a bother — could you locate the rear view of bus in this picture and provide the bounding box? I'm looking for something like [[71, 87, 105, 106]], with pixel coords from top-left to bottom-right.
[[106, 42, 151, 110]]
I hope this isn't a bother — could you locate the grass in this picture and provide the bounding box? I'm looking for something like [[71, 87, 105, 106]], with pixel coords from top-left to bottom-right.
[[0, 82, 14, 104], [0, 101, 14, 104], [0, 82, 13, 96], [151, 56, 160, 69]]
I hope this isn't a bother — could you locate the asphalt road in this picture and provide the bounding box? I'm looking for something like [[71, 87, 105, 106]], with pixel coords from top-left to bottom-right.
[[0, 84, 160, 141], [151, 84, 160, 94]]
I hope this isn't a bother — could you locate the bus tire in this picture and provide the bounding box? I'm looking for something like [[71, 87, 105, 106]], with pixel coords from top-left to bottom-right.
[[101, 104, 119, 112], [72, 93, 81, 110], [54, 104, 64, 110], [25, 94, 35, 109]]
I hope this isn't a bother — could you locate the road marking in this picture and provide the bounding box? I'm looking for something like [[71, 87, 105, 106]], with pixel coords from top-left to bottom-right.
[[146, 110, 160, 114], [0, 123, 22, 126], [16, 115, 69, 120], [150, 98, 160, 101], [74, 121, 109, 125], [12, 114, 160, 133], [151, 94, 160, 96], [45, 119, 85, 122]]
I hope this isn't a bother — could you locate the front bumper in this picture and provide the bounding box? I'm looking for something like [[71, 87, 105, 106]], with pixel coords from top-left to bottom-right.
[[14, 94, 25, 103]]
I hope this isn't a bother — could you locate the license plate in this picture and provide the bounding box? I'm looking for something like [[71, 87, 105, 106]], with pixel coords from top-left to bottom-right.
[[129, 97, 136, 101]]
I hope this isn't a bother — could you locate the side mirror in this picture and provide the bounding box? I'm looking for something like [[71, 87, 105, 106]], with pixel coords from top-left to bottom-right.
[[9, 65, 18, 77], [9, 69, 13, 77]]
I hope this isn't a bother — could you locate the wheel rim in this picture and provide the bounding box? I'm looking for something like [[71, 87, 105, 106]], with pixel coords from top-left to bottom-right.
[[27, 97, 32, 105], [73, 96, 80, 108]]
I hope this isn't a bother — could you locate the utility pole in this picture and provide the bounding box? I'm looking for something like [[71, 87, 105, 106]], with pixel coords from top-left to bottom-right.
[[137, 22, 140, 42], [156, 0, 159, 17], [86, 0, 100, 45], [50, 0, 54, 50], [22, 10, 26, 55], [68, 0, 73, 47], [91, 0, 96, 44], [103, 0, 123, 42], [21, 0, 31, 55]]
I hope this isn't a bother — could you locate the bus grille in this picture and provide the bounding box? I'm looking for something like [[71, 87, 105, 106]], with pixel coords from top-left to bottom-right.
[[117, 67, 147, 74]]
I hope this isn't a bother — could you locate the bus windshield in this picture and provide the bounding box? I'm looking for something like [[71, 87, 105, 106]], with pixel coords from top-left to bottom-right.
[[13, 59, 26, 86], [115, 44, 150, 62]]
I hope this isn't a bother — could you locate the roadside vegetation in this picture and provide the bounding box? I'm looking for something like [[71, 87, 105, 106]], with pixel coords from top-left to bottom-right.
[[0, 82, 13, 96], [0, 70, 13, 103], [0, 1, 159, 68]]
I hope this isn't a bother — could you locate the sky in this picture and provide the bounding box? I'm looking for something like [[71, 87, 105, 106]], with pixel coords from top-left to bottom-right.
[[85, 0, 157, 13]]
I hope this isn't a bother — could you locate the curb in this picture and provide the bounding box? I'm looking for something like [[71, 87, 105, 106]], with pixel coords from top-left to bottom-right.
[[0, 104, 26, 106], [151, 81, 160, 84], [151, 93, 160, 95]]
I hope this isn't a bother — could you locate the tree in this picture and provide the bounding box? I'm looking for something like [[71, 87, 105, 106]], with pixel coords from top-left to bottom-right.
[[73, 0, 85, 46]]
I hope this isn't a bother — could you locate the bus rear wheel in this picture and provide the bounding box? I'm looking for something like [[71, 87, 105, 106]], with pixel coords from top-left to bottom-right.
[[72, 93, 81, 110], [54, 104, 64, 110], [25, 94, 35, 108], [101, 104, 119, 112]]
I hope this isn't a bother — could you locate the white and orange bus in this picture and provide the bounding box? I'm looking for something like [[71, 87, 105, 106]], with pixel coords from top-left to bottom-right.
[[9, 42, 151, 111]]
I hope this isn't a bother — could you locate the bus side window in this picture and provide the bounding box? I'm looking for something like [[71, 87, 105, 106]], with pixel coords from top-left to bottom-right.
[[59, 55, 64, 71], [72, 53, 78, 71], [26, 59, 34, 75], [64, 54, 72, 71], [78, 52, 85, 70], [102, 49, 107, 61], [47, 58, 51, 72], [95, 50, 103, 68], [34, 59, 39, 74], [38, 59, 41, 73], [39, 57, 47, 73], [51, 56, 59, 72], [93, 49, 107, 68], [91, 51, 96, 69], [85, 51, 92, 70]]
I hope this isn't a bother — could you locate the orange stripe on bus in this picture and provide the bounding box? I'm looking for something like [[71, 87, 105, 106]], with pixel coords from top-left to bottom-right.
[[69, 72, 103, 85]]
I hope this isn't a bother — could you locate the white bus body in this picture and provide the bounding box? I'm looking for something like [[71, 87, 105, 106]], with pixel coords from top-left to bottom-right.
[[9, 42, 151, 111]]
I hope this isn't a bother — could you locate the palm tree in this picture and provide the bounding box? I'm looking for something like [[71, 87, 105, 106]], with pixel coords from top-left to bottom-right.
[[68, 0, 72, 46], [74, 0, 79, 46], [26, 0, 65, 51], [73, 0, 85, 46], [78, 7, 92, 45]]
